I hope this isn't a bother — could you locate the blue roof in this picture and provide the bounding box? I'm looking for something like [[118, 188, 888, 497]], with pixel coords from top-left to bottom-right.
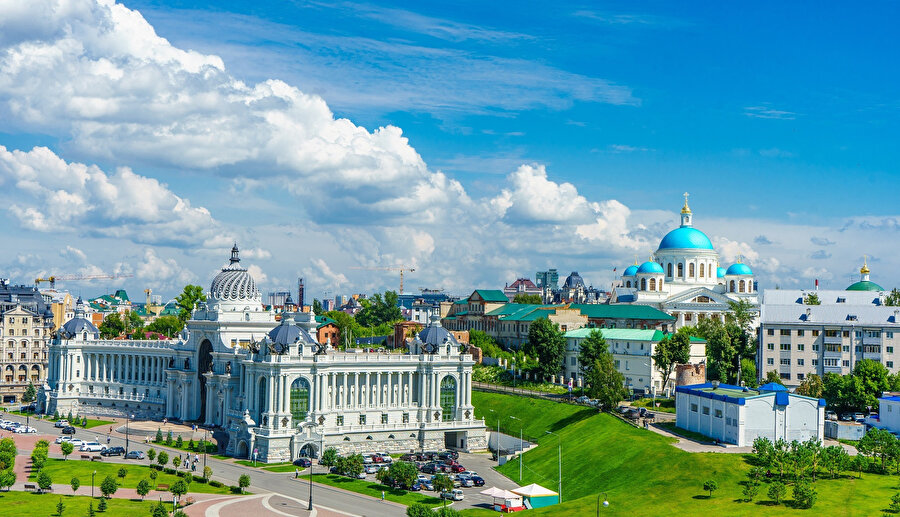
[[658, 227, 714, 250], [622, 265, 638, 277], [716, 267, 726, 278], [726, 263, 753, 276], [637, 261, 664, 274], [881, 396, 900, 402], [774, 391, 790, 406], [758, 382, 787, 392]]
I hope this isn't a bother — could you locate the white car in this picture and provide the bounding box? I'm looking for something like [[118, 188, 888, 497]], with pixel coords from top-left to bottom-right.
[[377, 453, 393, 463], [15, 426, 36, 434], [80, 442, 105, 452], [362, 454, 374, 464], [54, 420, 69, 428], [55, 436, 72, 444], [441, 489, 464, 501], [69, 439, 84, 447], [364, 464, 377, 474]]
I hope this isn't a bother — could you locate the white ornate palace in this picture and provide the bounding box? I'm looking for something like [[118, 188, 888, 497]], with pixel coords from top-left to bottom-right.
[[611, 195, 760, 327], [41, 246, 486, 462]]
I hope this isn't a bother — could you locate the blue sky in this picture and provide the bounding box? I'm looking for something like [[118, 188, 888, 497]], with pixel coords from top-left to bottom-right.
[[0, 0, 898, 300]]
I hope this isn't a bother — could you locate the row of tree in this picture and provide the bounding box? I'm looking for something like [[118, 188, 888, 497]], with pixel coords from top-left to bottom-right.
[[97, 284, 207, 339]]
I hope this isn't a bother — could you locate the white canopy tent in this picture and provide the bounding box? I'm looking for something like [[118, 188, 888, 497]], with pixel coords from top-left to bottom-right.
[[480, 486, 523, 511], [511, 483, 558, 497]]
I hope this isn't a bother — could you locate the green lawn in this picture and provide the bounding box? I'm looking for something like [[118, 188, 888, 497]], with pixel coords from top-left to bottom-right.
[[263, 464, 300, 473], [467, 391, 900, 516], [0, 490, 156, 516], [44, 415, 117, 430], [657, 421, 715, 443], [631, 397, 676, 413], [29, 459, 233, 495], [311, 474, 444, 507]]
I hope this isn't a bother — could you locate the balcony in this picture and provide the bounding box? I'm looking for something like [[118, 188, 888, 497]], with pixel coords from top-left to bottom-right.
[[823, 336, 843, 345], [823, 364, 843, 374], [823, 348, 843, 359]]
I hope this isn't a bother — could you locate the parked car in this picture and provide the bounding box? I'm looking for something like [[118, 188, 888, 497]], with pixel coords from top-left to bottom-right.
[[400, 453, 419, 462], [101, 446, 125, 457], [456, 473, 474, 487], [438, 450, 459, 461], [54, 420, 69, 428], [61, 426, 76, 435], [55, 435, 72, 444], [441, 489, 464, 501], [355, 471, 366, 479], [376, 452, 392, 463], [362, 454, 374, 464], [449, 464, 466, 473], [825, 411, 837, 421], [853, 412, 866, 421], [364, 464, 377, 474], [294, 457, 312, 468], [125, 450, 145, 460], [15, 426, 36, 434], [469, 473, 485, 487], [80, 442, 105, 452], [421, 463, 437, 474], [69, 439, 84, 447]]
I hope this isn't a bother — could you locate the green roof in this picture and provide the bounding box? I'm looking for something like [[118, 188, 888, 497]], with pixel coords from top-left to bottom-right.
[[453, 299, 468, 305], [473, 290, 509, 303], [315, 315, 337, 328], [564, 328, 664, 341], [571, 304, 674, 321], [846, 280, 884, 292], [485, 303, 547, 317], [487, 303, 559, 322]]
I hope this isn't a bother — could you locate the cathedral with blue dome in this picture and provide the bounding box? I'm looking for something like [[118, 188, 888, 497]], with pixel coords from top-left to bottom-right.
[[611, 194, 759, 327]]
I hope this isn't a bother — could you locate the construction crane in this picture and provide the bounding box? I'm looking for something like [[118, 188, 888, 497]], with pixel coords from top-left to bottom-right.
[[35, 273, 134, 289], [349, 266, 416, 294]]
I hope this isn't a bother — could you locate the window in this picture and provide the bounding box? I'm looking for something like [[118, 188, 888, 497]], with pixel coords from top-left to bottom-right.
[[855, 346, 862, 352], [440, 376, 457, 421], [812, 359, 818, 366], [336, 415, 344, 426], [767, 329, 775, 336], [780, 358, 791, 366], [837, 297, 846, 303], [842, 360, 850, 367], [843, 346, 850, 352], [843, 331, 850, 337], [767, 343, 775, 350], [780, 343, 791, 351], [824, 358, 838, 367], [868, 331, 881, 338], [888, 332, 895, 339], [889, 361, 895, 369], [855, 331, 863, 338], [780, 372, 791, 380], [812, 330, 820, 337], [570, 357, 576, 366], [797, 373, 805, 380], [678, 263, 684, 277], [702, 406, 710, 415], [667, 263, 673, 277], [290, 377, 310, 423], [780, 329, 791, 336], [767, 358, 774, 365], [689, 263, 695, 277], [797, 330, 805, 337], [798, 344, 805, 351], [381, 414, 388, 424], [797, 359, 804, 366], [889, 347, 895, 354], [714, 409, 722, 418], [359, 414, 366, 425], [691, 403, 698, 412], [825, 330, 839, 338], [812, 344, 819, 351]]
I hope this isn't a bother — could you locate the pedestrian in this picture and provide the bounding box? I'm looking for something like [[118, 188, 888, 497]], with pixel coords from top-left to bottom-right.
[[195, 454, 199, 463], [192, 463, 196, 472], [295, 468, 299, 479], [381, 491, 385, 502], [107, 436, 111, 444]]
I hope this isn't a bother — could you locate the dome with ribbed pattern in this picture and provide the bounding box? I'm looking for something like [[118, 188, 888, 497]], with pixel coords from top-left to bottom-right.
[[210, 245, 260, 302]]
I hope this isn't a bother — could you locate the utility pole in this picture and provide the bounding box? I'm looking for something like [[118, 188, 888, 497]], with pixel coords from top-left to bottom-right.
[[546, 430, 562, 503]]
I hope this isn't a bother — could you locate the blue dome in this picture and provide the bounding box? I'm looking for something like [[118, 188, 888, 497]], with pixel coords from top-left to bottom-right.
[[716, 267, 726, 278], [622, 265, 638, 277], [637, 261, 664, 274], [658, 227, 714, 250], [726, 263, 753, 276]]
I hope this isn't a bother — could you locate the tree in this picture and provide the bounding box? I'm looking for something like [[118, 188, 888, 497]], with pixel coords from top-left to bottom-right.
[[173, 455, 181, 470], [695, 318, 738, 383], [22, 382, 36, 403], [321, 448, 338, 467], [238, 474, 251, 493], [136, 479, 151, 500], [98, 313, 124, 339], [157, 450, 169, 469], [149, 470, 158, 481], [0, 469, 15, 491], [577, 329, 608, 379], [37, 470, 53, 493], [203, 465, 213, 482], [792, 480, 817, 509], [97, 497, 107, 512], [31, 447, 48, 470], [175, 284, 206, 325], [885, 288, 900, 307], [176, 435, 183, 448], [768, 481, 786, 504], [702, 479, 718, 498], [70, 476, 80, 493], [742, 480, 760, 502], [524, 317, 565, 379], [147, 448, 156, 462], [407, 503, 433, 517], [858, 427, 897, 472], [432, 474, 454, 508], [823, 373, 867, 415], [170, 479, 188, 500], [312, 299, 324, 315], [343, 454, 364, 478], [100, 475, 118, 498], [60, 441, 74, 460], [87, 502, 95, 517], [586, 356, 627, 411], [804, 293, 821, 305], [512, 293, 542, 304], [652, 333, 691, 392], [795, 374, 824, 398], [387, 461, 417, 489], [125, 310, 144, 332], [149, 502, 167, 517], [740, 358, 758, 388], [854, 359, 891, 410], [890, 492, 900, 513], [117, 467, 127, 480], [355, 291, 403, 328], [821, 445, 850, 479], [145, 316, 183, 338], [56, 497, 65, 516], [764, 370, 784, 386], [752, 437, 774, 468]]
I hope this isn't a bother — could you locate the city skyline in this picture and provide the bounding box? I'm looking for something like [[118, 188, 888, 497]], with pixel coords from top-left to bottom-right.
[[1, 1, 898, 300]]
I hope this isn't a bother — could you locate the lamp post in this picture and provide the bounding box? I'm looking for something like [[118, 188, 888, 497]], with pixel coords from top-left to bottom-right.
[[510, 416, 523, 482], [308, 424, 318, 512], [91, 470, 96, 498], [125, 414, 134, 455], [489, 409, 501, 467], [596, 492, 609, 516], [203, 428, 208, 470], [545, 431, 562, 503]]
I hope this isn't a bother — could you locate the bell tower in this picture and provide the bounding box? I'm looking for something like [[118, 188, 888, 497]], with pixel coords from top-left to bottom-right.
[[680, 192, 692, 227]]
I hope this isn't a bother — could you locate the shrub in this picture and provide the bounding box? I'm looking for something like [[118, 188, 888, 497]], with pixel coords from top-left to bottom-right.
[[209, 480, 223, 488], [56, 497, 65, 517], [70, 476, 80, 493], [147, 449, 156, 462], [97, 497, 107, 512], [155, 429, 163, 443], [149, 470, 158, 481], [37, 470, 53, 493], [407, 503, 432, 517], [136, 479, 151, 500], [188, 439, 195, 450], [193, 475, 206, 483], [117, 467, 127, 480], [166, 430, 173, 445], [891, 492, 900, 513], [87, 502, 95, 517], [229, 485, 242, 494], [53, 410, 60, 420], [741, 481, 759, 502], [203, 465, 212, 482], [238, 474, 250, 493], [176, 435, 183, 448], [164, 468, 176, 475], [768, 481, 786, 505], [793, 481, 817, 509]]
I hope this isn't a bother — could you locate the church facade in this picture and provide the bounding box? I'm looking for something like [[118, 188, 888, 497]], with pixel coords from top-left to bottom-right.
[[611, 195, 760, 327], [41, 247, 486, 462]]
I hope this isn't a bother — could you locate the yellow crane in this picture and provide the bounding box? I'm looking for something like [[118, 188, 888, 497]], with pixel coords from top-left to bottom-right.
[[349, 265, 416, 294], [35, 273, 134, 289]]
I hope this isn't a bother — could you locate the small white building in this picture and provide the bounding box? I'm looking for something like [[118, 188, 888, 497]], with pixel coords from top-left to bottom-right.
[[563, 328, 706, 396], [675, 382, 825, 446], [877, 395, 900, 433]]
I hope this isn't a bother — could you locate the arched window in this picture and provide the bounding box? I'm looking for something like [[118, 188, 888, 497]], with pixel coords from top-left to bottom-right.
[[739, 280, 745, 293], [699, 263, 705, 277], [257, 377, 267, 418], [677, 263, 684, 278], [640, 278, 647, 290], [689, 263, 695, 277], [730, 280, 736, 292], [667, 263, 673, 277], [290, 377, 310, 423], [649, 278, 656, 291], [625, 281, 631, 288], [440, 376, 457, 422], [708, 264, 713, 278]]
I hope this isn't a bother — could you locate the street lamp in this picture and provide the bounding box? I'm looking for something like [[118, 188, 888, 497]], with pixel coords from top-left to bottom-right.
[[125, 414, 134, 455], [489, 409, 501, 467], [509, 416, 523, 482], [545, 431, 562, 503], [308, 423, 318, 511], [596, 492, 609, 516], [91, 470, 96, 498], [203, 428, 208, 470]]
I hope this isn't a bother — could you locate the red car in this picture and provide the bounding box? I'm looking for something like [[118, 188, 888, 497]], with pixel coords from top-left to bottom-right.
[[450, 464, 466, 473]]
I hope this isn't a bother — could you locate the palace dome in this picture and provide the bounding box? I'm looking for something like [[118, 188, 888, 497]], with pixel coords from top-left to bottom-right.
[[622, 265, 639, 277], [210, 245, 260, 301], [563, 272, 586, 289], [847, 280, 884, 292], [637, 261, 664, 274], [60, 297, 98, 338], [658, 227, 714, 250], [726, 263, 753, 276]]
